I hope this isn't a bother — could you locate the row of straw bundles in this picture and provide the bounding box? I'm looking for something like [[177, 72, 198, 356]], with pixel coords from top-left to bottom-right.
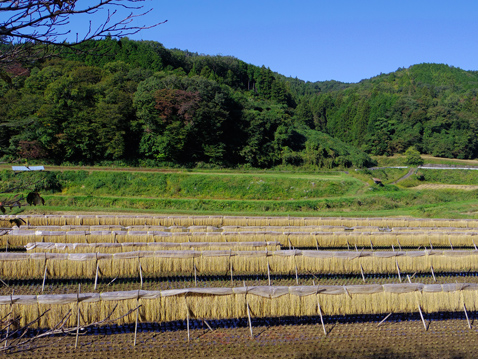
[[1, 283, 476, 329], [4, 215, 478, 228], [15, 224, 478, 233], [25, 241, 282, 253], [2, 249, 478, 279], [5, 229, 478, 249]]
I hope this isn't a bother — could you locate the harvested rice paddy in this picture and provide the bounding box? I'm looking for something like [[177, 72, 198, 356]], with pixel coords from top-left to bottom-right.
[[1, 214, 478, 357]]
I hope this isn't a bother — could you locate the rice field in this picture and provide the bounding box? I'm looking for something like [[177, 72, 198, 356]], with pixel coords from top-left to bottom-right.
[[1, 214, 478, 357]]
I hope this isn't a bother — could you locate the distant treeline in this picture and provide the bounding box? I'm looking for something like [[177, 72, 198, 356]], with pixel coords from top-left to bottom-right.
[[1, 39, 477, 168]]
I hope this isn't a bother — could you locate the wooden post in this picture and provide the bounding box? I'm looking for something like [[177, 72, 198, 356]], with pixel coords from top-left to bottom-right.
[[346, 240, 350, 250], [431, 266, 436, 282], [315, 236, 319, 251], [230, 261, 234, 286], [267, 261, 271, 286], [295, 264, 299, 285], [449, 239, 454, 250], [464, 304, 471, 329], [134, 291, 139, 346], [5, 290, 14, 349], [473, 239, 477, 251], [288, 237, 292, 250], [246, 301, 253, 339], [186, 298, 190, 343], [75, 284, 81, 348], [429, 240, 433, 250], [397, 239, 402, 251], [407, 275, 412, 283], [94, 263, 99, 290], [418, 305, 428, 331], [343, 286, 351, 298], [392, 244, 395, 252], [370, 239, 373, 251], [41, 261, 47, 293], [194, 263, 197, 287], [203, 319, 214, 332], [360, 264, 366, 282], [317, 301, 327, 336], [396, 260, 402, 283], [354, 244, 358, 252], [377, 313, 392, 327], [139, 261, 143, 289]]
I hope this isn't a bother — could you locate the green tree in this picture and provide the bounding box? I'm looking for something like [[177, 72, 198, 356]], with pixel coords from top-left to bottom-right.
[[404, 146, 424, 166]]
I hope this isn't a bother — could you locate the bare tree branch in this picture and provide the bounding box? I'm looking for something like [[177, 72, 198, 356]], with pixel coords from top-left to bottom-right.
[[0, 1, 166, 76], [1, 1, 165, 44], [0, 303, 142, 353]]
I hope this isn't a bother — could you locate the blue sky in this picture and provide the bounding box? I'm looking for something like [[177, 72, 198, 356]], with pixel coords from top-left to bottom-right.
[[68, 0, 478, 83]]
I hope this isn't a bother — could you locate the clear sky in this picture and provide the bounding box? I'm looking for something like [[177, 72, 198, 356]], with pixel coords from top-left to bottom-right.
[[69, 0, 478, 83]]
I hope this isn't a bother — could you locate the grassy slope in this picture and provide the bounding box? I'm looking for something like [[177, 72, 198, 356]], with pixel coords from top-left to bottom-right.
[[4, 157, 478, 218]]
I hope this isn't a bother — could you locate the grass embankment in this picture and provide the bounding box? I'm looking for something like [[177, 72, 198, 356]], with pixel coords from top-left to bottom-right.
[[4, 162, 478, 218], [42, 187, 478, 218], [400, 169, 478, 188], [373, 154, 478, 167], [57, 171, 361, 200]]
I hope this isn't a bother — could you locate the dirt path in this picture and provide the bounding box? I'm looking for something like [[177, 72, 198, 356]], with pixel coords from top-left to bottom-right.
[[392, 168, 416, 184]]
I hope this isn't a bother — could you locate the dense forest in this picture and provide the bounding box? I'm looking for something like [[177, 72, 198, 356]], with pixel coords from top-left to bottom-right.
[[1, 38, 477, 168]]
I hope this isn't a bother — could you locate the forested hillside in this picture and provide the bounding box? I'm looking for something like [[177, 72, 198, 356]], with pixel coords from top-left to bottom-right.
[[1, 38, 477, 168], [294, 64, 478, 159]]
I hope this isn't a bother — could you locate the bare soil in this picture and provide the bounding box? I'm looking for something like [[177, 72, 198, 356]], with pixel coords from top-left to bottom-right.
[[4, 315, 478, 358]]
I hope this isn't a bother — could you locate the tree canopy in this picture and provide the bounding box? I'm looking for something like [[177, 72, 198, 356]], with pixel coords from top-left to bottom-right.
[[3, 39, 478, 169]]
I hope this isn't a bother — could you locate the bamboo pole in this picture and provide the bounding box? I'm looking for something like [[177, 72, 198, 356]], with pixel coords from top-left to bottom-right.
[[204, 320, 213, 332], [186, 297, 190, 343], [5, 290, 13, 349], [139, 261, 143, 289], [317, 301, 327, 336], [134, 290, 139, 346], [94, 263, 99, 291], [267, 261, 271, 286], [194, 263, 197, 287], [464, 304, 471, 329], [360, 264, 365, 282], [75, 284, 80, 348], [377, 313, 392, 327], [418, 305, 428, 331], [431, 266, 436, 282], [41, 262, 47, 293], [396, 260, 402, 283], [246, 301, 253, 339], [343, 286, 351, 298]]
